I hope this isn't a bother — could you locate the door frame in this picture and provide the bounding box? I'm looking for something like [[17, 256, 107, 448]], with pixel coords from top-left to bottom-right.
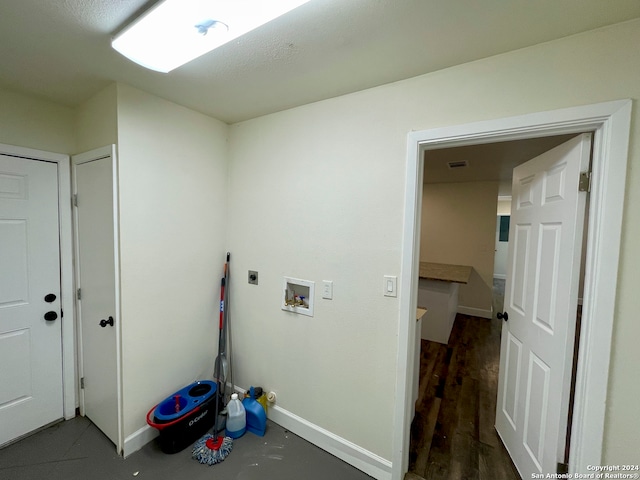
[[0, 142, 76, 422], [392, 99, 632, 480], [71, 145, 123, 453]]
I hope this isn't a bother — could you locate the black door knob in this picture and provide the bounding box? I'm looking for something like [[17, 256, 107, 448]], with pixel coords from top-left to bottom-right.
[[99, 316, 114, 328], [44, 311, 58, 321], [497, 311, 509, 321], [44, 293, 57, 303]]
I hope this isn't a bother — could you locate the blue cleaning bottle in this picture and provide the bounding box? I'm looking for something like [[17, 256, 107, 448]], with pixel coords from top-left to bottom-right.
[[242, 386, 267, 436]]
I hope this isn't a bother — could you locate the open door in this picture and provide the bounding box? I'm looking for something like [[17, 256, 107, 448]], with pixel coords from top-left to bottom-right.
[[495, 133, 591, 476]]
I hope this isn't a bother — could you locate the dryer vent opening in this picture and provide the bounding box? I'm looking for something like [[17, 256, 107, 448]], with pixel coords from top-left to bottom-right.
[[447, 160, 468, 169]]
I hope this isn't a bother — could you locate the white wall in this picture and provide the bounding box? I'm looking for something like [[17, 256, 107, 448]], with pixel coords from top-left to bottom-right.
[[497, 198, 512, 216], [114, 84, 230, 438], [420, 182, 498, 315], [227, 18, 640, 467], [227, 100, 402, 460], [0, 87, 75, 153], [75, 83, 117, 154]]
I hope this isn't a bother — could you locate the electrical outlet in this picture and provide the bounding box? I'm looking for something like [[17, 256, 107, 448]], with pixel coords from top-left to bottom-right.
[[248, 270, 258, 285]]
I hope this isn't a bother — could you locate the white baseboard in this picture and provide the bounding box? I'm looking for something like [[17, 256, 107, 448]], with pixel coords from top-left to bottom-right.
[[493, 274, 506, 280], [457, 305, 493, 319], [267, 404, 392, 480], [123, 424, 157, 458]]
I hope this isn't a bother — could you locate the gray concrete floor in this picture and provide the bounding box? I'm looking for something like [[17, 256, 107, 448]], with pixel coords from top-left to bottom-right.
[[0, 416, 374, 480]]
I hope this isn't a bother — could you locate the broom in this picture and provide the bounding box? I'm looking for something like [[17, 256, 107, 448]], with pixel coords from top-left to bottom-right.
[[192, 272, 233, 465]]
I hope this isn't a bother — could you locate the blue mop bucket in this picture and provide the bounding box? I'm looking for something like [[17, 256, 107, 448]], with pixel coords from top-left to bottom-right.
[[146, 380, 217, 453]]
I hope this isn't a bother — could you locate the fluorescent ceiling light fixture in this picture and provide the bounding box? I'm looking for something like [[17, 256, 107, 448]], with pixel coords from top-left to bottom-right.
[[112, 0, 311, 73]]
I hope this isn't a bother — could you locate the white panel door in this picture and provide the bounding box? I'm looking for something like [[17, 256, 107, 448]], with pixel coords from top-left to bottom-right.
[[73, 154, 119, 448], [495, 134, 591, 476], [0, 155, 63, 445]]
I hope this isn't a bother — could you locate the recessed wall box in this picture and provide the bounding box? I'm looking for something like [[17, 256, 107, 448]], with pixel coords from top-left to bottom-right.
[[282, 277, 314, 317]]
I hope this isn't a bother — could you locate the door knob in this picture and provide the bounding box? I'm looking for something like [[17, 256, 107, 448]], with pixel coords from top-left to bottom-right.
[[44, 293, 57, 303], [497, 311, 509, 321], [44, 311, 58, 321], [99, 316, 114, 328]]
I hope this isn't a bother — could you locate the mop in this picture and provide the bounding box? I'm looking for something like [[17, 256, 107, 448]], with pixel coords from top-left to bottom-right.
[[191, 378, 233, 464], [192, 254, 233, 465]]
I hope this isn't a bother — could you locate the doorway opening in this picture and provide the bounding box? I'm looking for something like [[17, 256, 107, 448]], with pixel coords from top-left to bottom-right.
[[408, 133, 589, 478], [392, 100, 631, 480]]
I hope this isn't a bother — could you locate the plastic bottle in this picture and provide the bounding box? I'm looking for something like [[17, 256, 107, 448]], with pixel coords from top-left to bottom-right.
[[242, 386, 267, 436], [225, 393, 246, 439], [256, 393, 268, 413]]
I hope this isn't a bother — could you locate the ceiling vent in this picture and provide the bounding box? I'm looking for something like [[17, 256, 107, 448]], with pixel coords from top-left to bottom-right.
[[447, 160, 468, 169]]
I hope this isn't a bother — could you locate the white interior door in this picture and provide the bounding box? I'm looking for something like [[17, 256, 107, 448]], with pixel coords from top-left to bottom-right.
[[73, 151, 120, 449], [0, 155, 63, 446], [495, 134, 591, 476]]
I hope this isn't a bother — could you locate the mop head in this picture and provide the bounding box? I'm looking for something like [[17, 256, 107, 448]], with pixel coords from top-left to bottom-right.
[[192, 434, 233, 465]]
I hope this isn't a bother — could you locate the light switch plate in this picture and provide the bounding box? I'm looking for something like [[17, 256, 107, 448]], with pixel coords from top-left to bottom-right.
[[322, 280, 333, 299], [383, 275, 397, 297]]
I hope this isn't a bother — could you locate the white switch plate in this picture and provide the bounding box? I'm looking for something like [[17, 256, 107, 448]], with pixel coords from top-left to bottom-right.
[[322, 280, 333, 299], [383, 275, 397, 297]]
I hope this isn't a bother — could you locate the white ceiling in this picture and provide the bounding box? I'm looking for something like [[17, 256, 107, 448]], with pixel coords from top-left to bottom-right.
[[1, 0, 639, 124], [424, 134, 578, 195]]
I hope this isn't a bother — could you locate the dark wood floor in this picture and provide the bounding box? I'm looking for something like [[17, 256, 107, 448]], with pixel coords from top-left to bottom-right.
[[408, 286, 520, 480]]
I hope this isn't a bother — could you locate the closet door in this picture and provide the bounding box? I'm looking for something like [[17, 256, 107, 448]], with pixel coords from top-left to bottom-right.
[[73, 146, 121, 451]]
